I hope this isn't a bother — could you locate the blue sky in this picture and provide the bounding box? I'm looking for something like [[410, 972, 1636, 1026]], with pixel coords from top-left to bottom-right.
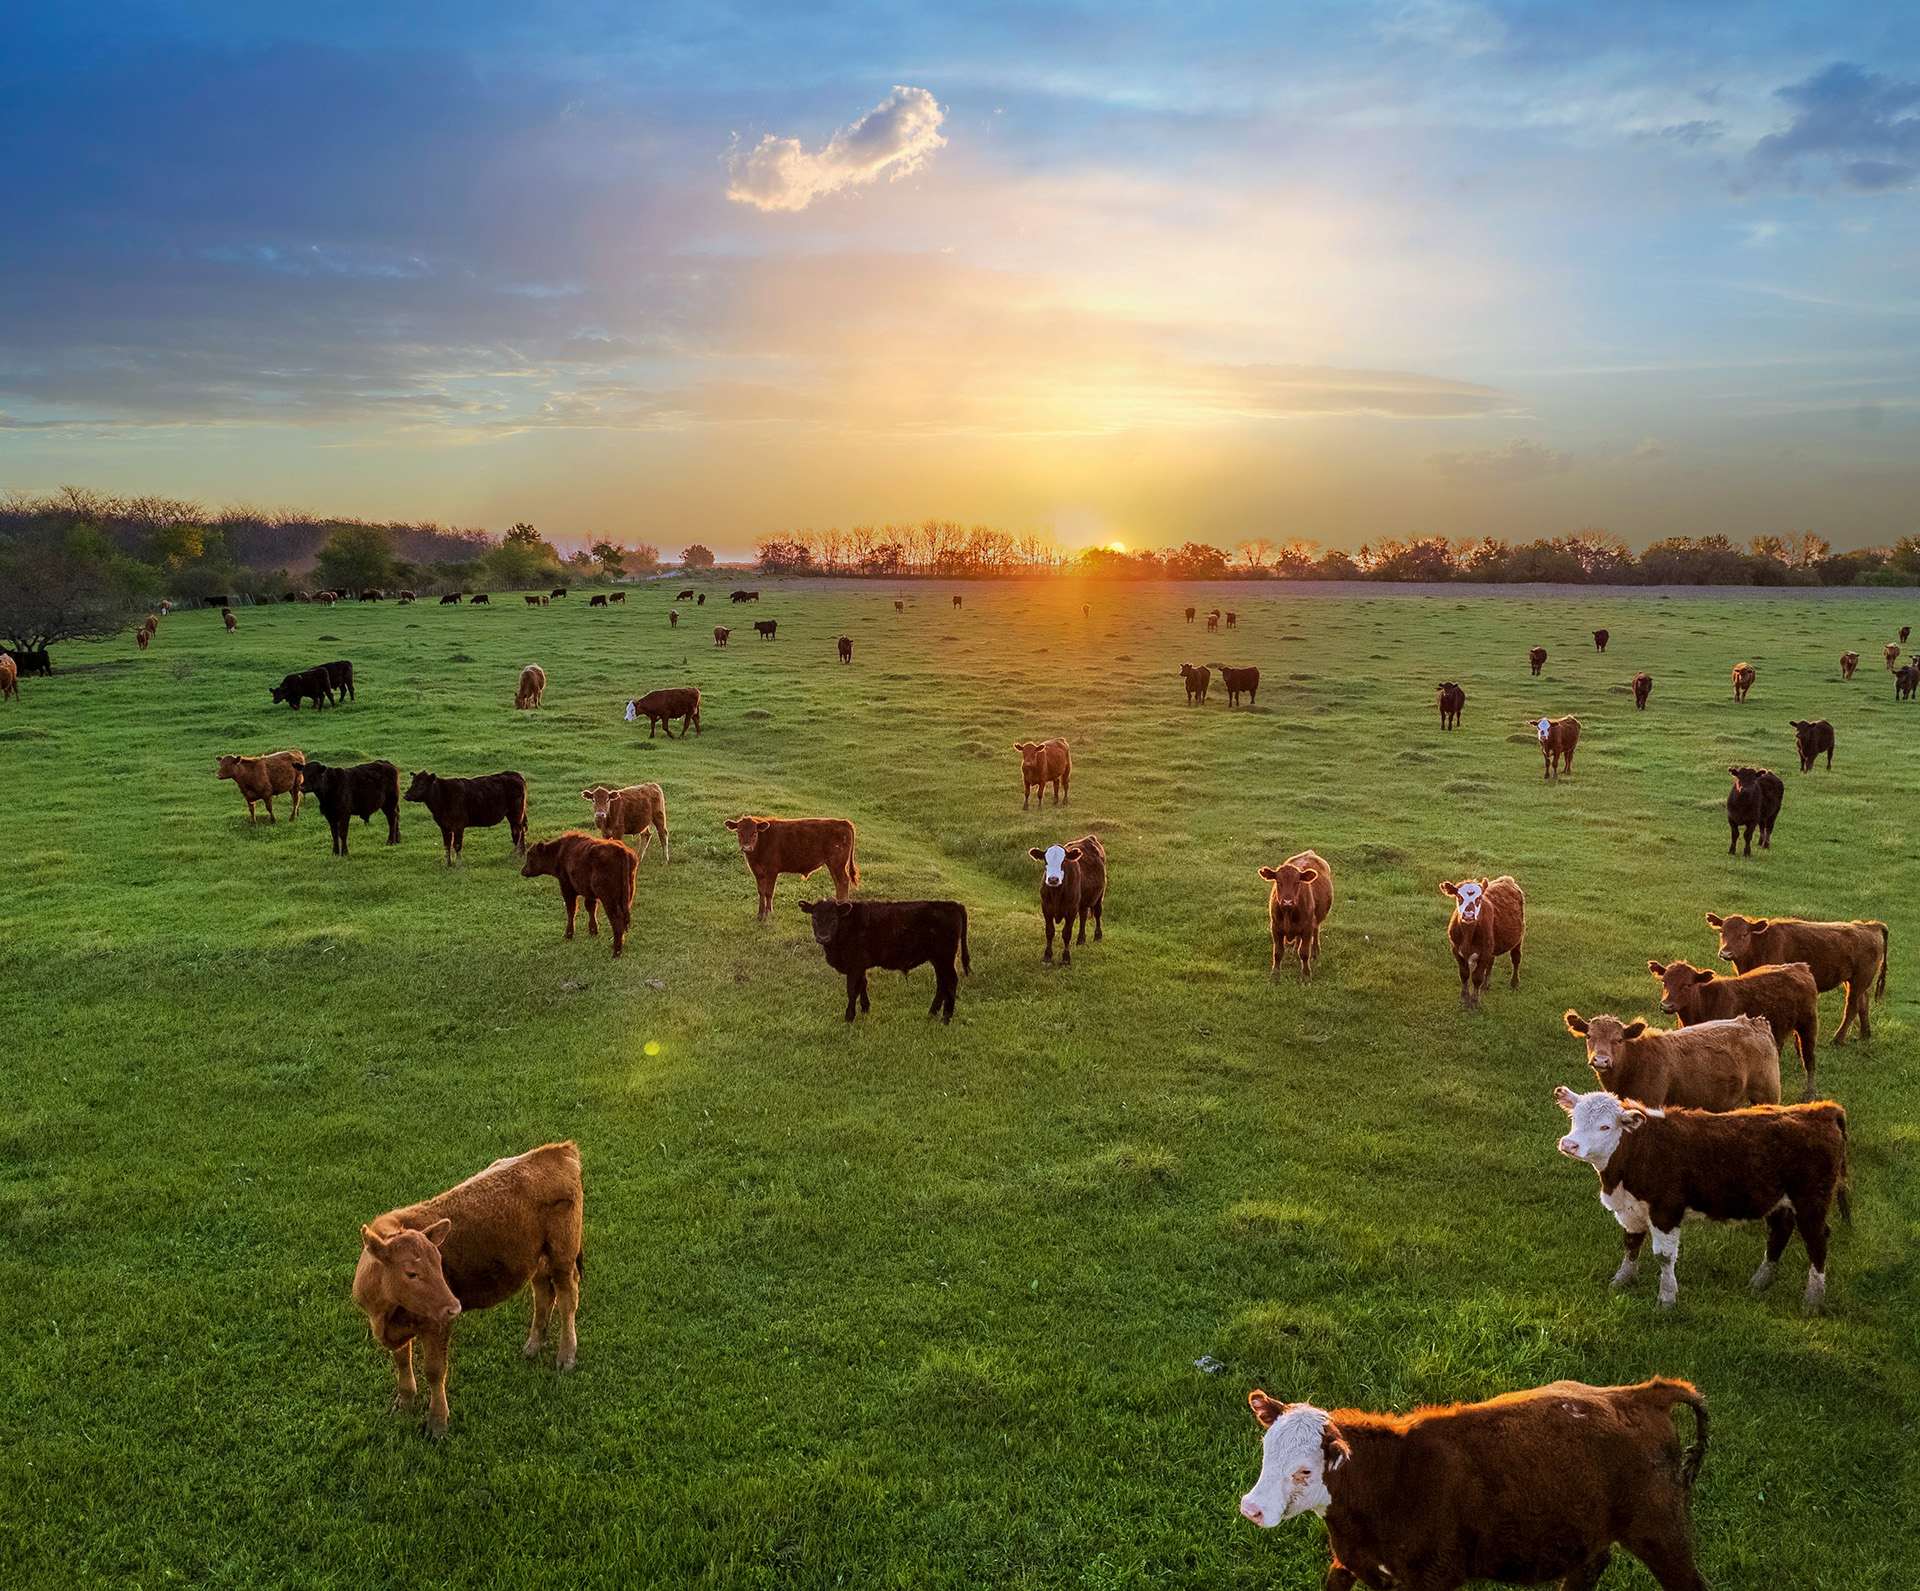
[[2, 1, 1917, 553]]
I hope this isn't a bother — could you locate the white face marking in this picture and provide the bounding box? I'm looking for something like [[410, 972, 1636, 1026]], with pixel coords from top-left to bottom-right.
[[1557, 1089, 1653, 1168], [624, 701, 637, 721], [1240, 1404, 1333, 1527], [1537, 718, 1552, 740], [1043, 844, 1067, 886], [1453, 881, 1484, 922]]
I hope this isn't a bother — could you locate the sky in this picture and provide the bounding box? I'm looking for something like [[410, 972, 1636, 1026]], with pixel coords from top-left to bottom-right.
[[1, 2, 1918, 557]]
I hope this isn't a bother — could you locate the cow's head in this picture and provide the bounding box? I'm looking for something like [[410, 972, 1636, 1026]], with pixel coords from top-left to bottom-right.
[[1029, 844, 1081, 885], [1180, 664, 1203, 681], [1258, 863, 1319, 915], [725, 816, 768, 854], [1555, 1085, 1647, 1168], [521, 839, 560, 879], [1436, 681, 1458, 696], [269, 682, 291, 704], [1563, 1011, 1646, 1077], [798, 899, 852, 946], [1705, 911, 1765, 962], [1647, 958, 1710, 1013], [402, 771, 437, 803], [1013, 742, 1045, 777], [215, 755, 243, 782], [1728, 765, 1763, 790], [1536, 717, 1553, 741], [581, 786, 618, 826], [1239, 1391, 1341, 1526], [1440, 879, 1485, 922], [359, 1220, 461, 1322]]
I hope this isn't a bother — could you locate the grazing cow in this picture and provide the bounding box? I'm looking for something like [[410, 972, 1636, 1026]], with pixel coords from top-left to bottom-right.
[[5, 647, 53, 677], [269, 665, 334, 711], [353, 1141, 583, 1439], [403, 770, 529, 865], [521, 831, 638, 954], [363, 589, 385, 602], [1556, 1087, 1848, 1311], [440, 593, 461, 605], [0, 653, 17, 702], [301, 760, 402, 856], [316, 592, 336, 606], [1435, 681, 1464, 729], [1184, 607, 1196, 623], [713, 626, 730, 647], [1886, 642, 1902, 670], [1206, 609, 1220, 633], [471, 593, 489, 604], [1840, 650, 1859, 679], [1260, 850, 1332, 982], [1014, 738, 1071, 808], [136, 624, 152, 651], [1225, 611, 1238, 628], [754, 620, 777, 640], [1439, 876, 1523, 1008], [1027, 834, 1107, 963], [1897, 662, 1920, 701], [609, 591, 625, 603], [837, 635, 853, 663], [514, 664, 546, 710], [525, 594, 542, 607], [668, 609, 679, 629], [1180, 663, 1210, 705], [223, 608, 237, 632], [677, 589, 694, 600], [952, 594, 962, 609], [1790, 718, 1834, 771], [1732, 662, 1756, 701], [798, 899, 970, 1023], [589, 594, 607, 608], [580, 782, 669, 861], [1212, 664, 1259, 707], [1082, 603, 1090, 619], [894, 600, 904, 613], [1725, 765, 1783, 856], [1648, 958, 1820, 1096], [1528, 646, 1546, 675], [1534, 714, 1579, 779], [1564, 1011, 1780, 1110], [625, 687, 701, 739], [725, 815, 858, 919], [398, 590, 416, 604], [540, 595, 548, 605], [1705, 912, 1887, 1045], [550, 587, 567, 600], [1239, 1378, 1709, 1591], [215, 749, 306, 824], [730, 589, 759, 603], [1633, 672, 1653, 709], [1593, 628, 1609, 652]]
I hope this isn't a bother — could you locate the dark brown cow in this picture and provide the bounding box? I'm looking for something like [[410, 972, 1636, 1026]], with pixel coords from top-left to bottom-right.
[[521, 831, 638, 955], [1240, 1379, 1709, 1591], [1903, 625, 1912, 644], [440, 593, 462, 605], [1027, 834, 1106, 963], [1593, 628, 1609, 652], [1557, 1087, 1848, 1311], [222, 608, 237, 632], [1206, 609, 1220, 633], [725, 815, 858, 919], [1184, 606, 1195, 623], [799, 899, 970, 1022], [1439, 876, 1523, 1008], [1014, 738, 1070, 808], [1633, 672, 1653, 709], [525, 593, 542, 607], [730, 589, 759, 603], [1705, 913, 1887, 1044], [1726, 765, 1783, 855], [1790, 719, 1834, 771], [1225, 611, 1237, 628], [1260, 849, 1332, 982], [753, 619, 777, 640], [1839, 650, 1859, 679], [1179, 663, 1210, 705], [1896, 662, 1919, 701], [471, 593, 489, 604], [625, 687, 701, 738], [398, 590, 416, 604], [1533, 714, 1579, 779], [609, 591, 625, 604], [270, 665, 334, 711], [837, 635, 853, 663], [951, 594, 962, 609], [1563, 1011, 1780, 1109], [589, 594, 607, 608], [301, 760, 401, 856], [1212, 664, 1259, 707], [1528, 646, 1546, 675], [713, 626, 730, 646], [894, 599, 904, 613], [1435, 681, 1464, 729], [550, 587, 568, 600], [403, 770, 529, 864], [669, 609, 679, 629], [677, 589, 695, 600], [1731, 661, 1755, 701], [1647, 958, 1820, 1096]]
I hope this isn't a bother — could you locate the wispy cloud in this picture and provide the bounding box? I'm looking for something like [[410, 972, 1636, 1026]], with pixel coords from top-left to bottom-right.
[[1425, 437, 1571, 485], [727, 86, 947, 213], [1745, 62, 1920, 193]]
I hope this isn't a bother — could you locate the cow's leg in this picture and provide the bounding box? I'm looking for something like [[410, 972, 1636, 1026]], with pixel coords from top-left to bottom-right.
[[443, 828, 455, 866], [1624, 1529, 1707, 1591], [1270, 934, 1284, 981], [934, 955, 958, 1021], [1508, 945, 1521, 989], [1753, 1206, 1795, 1291], [633, 830, 652, 864], [758, 880, 775, 921], [832, 861, 852, 904], [1800, 1199, 1831, 1311], [421, 1326, 453, 1439], [1796, 1020, 1818, 1099], [525, 1266, 556, 1358], [386, 804, 400, 844], [844, 972, 860, 1022], [563, 889, 578, 939], [1850, 978, 1870, 1041], [1651, 1227, 1681, 1308], [552, 1260, 580, 1370], [1559, 1549, 1612, 1591], [1453, 952, 1473, 1006], [658, 821, 670, 862], [1613, 1227, 1647, 1290], [1022, 782, 1032, 811], [608, 902, 628, 957], [1727, 821, 1738, 856], [584, 895, 600, 936], [244, 796, 257, 823], [390, 1340, 417, 1405], [1043, 912, 1056, 963], [1075, 904, 1088, 946], [1322, 1565, 1360, 1591], [1091, 896, 1102, 941], [263, 794, 276, 823]]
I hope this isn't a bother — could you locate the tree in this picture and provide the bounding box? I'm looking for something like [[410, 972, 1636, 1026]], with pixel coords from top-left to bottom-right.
[[485, 537, 560, 589], [314, 524, 396, 594], [1165, 541, 1230, 579], [680, 544, 716, 570], [1236, 537, 1276, 569], [503, 523, 544, 547], [755, 536, 815, 574], [0, 526, 158, 650]]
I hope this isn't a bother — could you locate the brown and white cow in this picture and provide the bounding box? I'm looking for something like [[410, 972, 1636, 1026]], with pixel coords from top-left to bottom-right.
[[1840, 650, 1859, 679], [1014, 738, 1071, 809], [1527, 646, 1546, 676], [1731, 662, 1755, 701], [1563, 1011, 1780, 1110], [1206, 609, 1220, 633], [580, 782, 670, 861], [1648, 957, 1820, 1096], [514, 664, 546, 709], [1556, 1087, 1848, 1311], [668, 609, 679, 629], [353, 1141, 583, 1438], [1259, 850, 1332, 982], [725, 815, 858, 919], [1435, 682, 1464, 730], [1027, 834, 1107, 963], [1632, 672, 1652, 710], [1439, 876, 1523, 1008], [713, 626, 730, 647], [626, 687, 701, 739], [1533, 714, 1579, 779], [1705, 913, 1887, 1044], [1239, 1379, 1709, 1591], [215, 749, 306, 823], [223, 608, 237, 632], [521, 831, 638, 955]]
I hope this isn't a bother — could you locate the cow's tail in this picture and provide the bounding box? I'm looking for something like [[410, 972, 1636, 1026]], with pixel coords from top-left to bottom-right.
[[1658, 1381, 1710, 1490], [1835, 1105, 1853, 1223], [960, 907, 972, 976], [847, 846, 860, 892], [1875, 922, 1889, 999]]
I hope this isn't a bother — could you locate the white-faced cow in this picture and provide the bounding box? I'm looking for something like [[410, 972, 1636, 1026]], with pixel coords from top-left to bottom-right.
[[1534, 715, 1579, 779], [1027, 834, 1106, 963], [1439, 875, 1523, 1008]]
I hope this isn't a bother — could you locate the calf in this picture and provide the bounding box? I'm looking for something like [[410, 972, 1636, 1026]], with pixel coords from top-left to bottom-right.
[[1179, 663, 1210, 705], [1014, 738, 1071, 808], [1027, 834, 1107, 963], [754, 619, 777, 640], [525, 594, 542, 607], [0, 653, 16, 701], [398, 590, 416, 604], [1556, 1087, 1848, 1311], [403, 770, 529, 864], [1648, 957, 1820, 1096], [1903, 625, 1912, 644], [1527, 646, 1546, 675], [136, 624, 152, 651], [725, 815, 858, 919], [1731, 661, 1756, 701], [952, 594, 962, 609], [521, 831, 638, 955], [588, 594, 607, 608], [580, 782, 669, 861], [1435, 681, 1464, 729], [215, 749, 306, 823], [1886, 642, 1902, 670], [1705, 912, 1887, 1044], [1212, 664, 1260, 707], [1534, 714, 1579, 779], [894, 600, 904, 613], [625, 686, 701, 738], [677, 589, 694, 600], [837, 635, 853, 663], [1206, 610, 1220, 633], [730, 589, 759, 603], [1897, 662, 1919, 701], [440, 593, 461, 605], [1239, 1378, 1709, 1591], [222, 608, 237, 632], [1725, 765, 1783, 856], [1633, 672, 1653, 709], [1439, 875, 1523, 1008], [270, 667, 333, 711], [550, 587, 567, 600], [1789, 718, 1834, 771], [713, 626, 730, 647], [1563, 1011, 1779, 1110], [1593, 627, 1609, 652], [669, 609, 679, 629], [353, 1141, 583, 1438], [515, 664, 546, 710], [609, 591, 625, 604], [1184, 606, 1196, 623], [1260, 849, 1332, 982], [301, 760, 402, 856], [697, 593, 706, 605], [1840, 649, 1859, 679], [798, 899, 970, 1022], [1225, 611, 1237, 628]]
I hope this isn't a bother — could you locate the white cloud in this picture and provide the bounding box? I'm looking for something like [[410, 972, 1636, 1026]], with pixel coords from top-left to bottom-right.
[[1424, 436, 1572, 485], [727, 86, 947, 213]]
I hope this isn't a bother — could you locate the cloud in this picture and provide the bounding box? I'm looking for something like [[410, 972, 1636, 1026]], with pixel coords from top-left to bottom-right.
[[1746, 63, 1920, 193], [727, 86, 946, 212], [1425, 437, 1572, 485]]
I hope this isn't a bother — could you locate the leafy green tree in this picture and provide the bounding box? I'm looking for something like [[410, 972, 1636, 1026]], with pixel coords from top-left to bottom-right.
[[680, 544, 716, 570], [485, 537, 559, 589], [314, 524, 396, 593], [0, 526, 158, 651], [503, 523, 545, 548], [590, 540, 627, 579]]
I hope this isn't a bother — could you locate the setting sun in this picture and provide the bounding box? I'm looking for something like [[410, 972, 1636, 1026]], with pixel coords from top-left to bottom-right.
[[1106, 541, 1127, 553]]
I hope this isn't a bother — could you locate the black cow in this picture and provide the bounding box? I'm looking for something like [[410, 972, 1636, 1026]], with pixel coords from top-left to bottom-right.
[[550, 587, 568, 600], [589, 594, 608, 608], [403, 770, 529, 865], [731, 589, 760, 603], [1896, 663, 1919, 702], [798, 900, 971, 1023], [1212, 664, 1260, 707], [1727, 765, 1784, 857], [301, 760, 402, 856], [318, 659, 355, 702], [677, 589, 695, 600], [697, 593, 706, 605], [3, 647, 53, 677], [754, 620, 778, 640], [205, 594, 231, 608], [1593, 628, 1610, 652], [1789, 719, 1835, 772], [440, 593, 461, 605], [471, 593, 490, 605], [269, 665, 333, 711], [837, 636, 853, 663], [1436, 681, 1465, 729]]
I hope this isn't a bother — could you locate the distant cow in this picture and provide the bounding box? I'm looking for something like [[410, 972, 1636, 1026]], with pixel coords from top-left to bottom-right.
[[730, 589, 759, 603], [525, 594, 542, 607], [223, 608, 237, 632], [1225, 611, 1238, 628], [726, 815, 858, 919], [713, 626, 730, 647], [1201, 663, 1255, 707], [550, 587, 567, 600], [6, 647, 53, 677], [352, 1141, 583, 1439], [1886, 642, 1902, 670], [697, 593, 705, 605], [580, 782, 669, 861], [1440, 875, 1523, 1008], [521, 831, 638, 955], [1726, 765, 1783, 856], [270, 666, 334, 711], [893, 600, 904, 613], [0, 654, 17, 701], [1014, 738, 1071, 808], [589, 594, 607, 608], [1648, 957, 1820, 1097], [1184, 607, 1195, 623], [1903, 625, 1912, 644], [1840, 650, 1859, 679], [1896, 663, 1919, 701], [625, 687, 701, 738], [1564, 1011, 1780, 1110], [1593, 628, 1609, 652], [440, 593, 461, 605], [398, 590, 416, 604], [837, 635, 853, 663], [301, 759, 401, 856], [515, 664, 546, 710], [1180, 663, 1210, 705], [1534, 714, 1579, 779], [136, 624, 152, 651], [1731, 662, 1756, 701], [677, 589, 694, 600], [1556, 1087, 1848, 1311], [1436, 681, 1464, 729], [1206, 610, 1220, 633], [216, 749, 306, 824], [1028, 834, 1107, 963], [471, 593, 489, 604], [754, 620, 777, 640], [952, 594, 962, 609], [1259, 849, 1332, 982], [799, 899, 970, 1023], [1633, 672, 1653, 710], [1790, 718, 1834, 772], [669, 610, 679, 629], [361, 590, 384, 602], [1528, 646, 1546, 675], [206, 594, 232, 607], [404, 770, 529, 865], [609, 591, 625, 603], [1706, 912, 1887, 1046]]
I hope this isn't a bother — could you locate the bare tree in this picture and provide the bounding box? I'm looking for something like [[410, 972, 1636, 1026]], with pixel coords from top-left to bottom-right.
[[1236, 537, 1276, 568]]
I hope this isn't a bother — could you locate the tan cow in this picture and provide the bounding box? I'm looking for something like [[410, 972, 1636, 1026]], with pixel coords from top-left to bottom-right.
[[136, 623, 153, 651], [1732, 662, 1756, 701], [1885, 642, 1901, 671], [215, 749, 306, 823], [1564, 1011, 1780, 1110], [580, 782, 669, 862], [1533, 714, 1579, 779], [1705, 913, 1888, 1044], [725, 815, 858, 919], [514, 664, 546, 709], [1439, 875, 1524, 1008], [1259, 849, 1332, 982], [1840, 650, 1859, 679], [0, 653, 16, 702], [1014, 738, 1071, 809]]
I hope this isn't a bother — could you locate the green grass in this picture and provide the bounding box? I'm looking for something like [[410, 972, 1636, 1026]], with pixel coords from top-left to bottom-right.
[[3, 582, 1917, 1589]]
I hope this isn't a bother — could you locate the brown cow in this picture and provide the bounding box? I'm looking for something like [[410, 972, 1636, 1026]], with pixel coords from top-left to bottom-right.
[[1563, 1011, 1780, 1110], [894, 599, 904, 613], [1179, 663, 1210, 705], [1014, 738, 1071, 808], [1897, 662, 1920, 701], [1632, 672, 1652, 709], [588, 594, 607, 608], [398, 589, 416, 604], [580, 782, 669, 861], [1533, 714, 1579, 779], [1184, 606, 1195, 623], [1027, 834, 1107, 963], [1240, 1378, 1709, 1591], [1528, 646, 1546, 675], [725, 815, 858, 919], [1648, 958, 1821, 1097], [609, 591, 624, 604], [1225, 611, 1237, 628], [713, 626, 730, 647], [403, 770, 529, 864], [1904, 625, 1912, 644], [525, 594, 542, 607], [1840, 650, 1859, 679], [1789, 718, 1834, 772], [136, 623, 153, 651], [215, 749, 306, 823], [1593, 628, 1609, 652], [625, 687, 701, 738], [837, 635, 853, 663], [668, 608, 679, 629], [514, 664, 546, 710], [1705, 913, 1887, 1044], [1212, 664, 1259, 707], [1885, 642, 1901, 670], [1439, 876, 1522, 1008], [1731, 661, 1755, 701], [521, 831, 638, 955], [1435, 681, 1464, 729], [1206, 609, 1220, 633], [352, 1142, 583, 1438], [0, 653, 16, 702], [1259, 849, 1332, 982], [952, 594, 962, 608], [222, 608, 237, 632]]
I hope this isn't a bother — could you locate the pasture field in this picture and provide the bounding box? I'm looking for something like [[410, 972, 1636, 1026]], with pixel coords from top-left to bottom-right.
[[4, 581, 1919, 1590]]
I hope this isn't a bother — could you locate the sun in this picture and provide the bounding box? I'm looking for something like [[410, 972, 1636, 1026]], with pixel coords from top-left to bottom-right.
[[1106, 540, 1127, 552]]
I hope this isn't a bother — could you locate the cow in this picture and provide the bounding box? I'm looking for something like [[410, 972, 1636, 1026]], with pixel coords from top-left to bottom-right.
[[398, 590, 416, 604], [550, 587, 567, 600], [1840, 650, 1859, 679], [589, 594, 607, 608], [363, 589, 385, 602], [677, 589, 695, 601], [1790, 718, 1834, 772], [754, 620, 777, 640], [725, 815, 858, 919], [1027, 834, 1107, 963], [1885, 642, 1902, 670], [206, 594, 232, 608], [894, 600, 904, 614], [524, 594, 542, 607], [0, 654, 16, 702], [1200, 663, 1256, 708], [1528, 646, 1546, 676], [514, 664, 546, 710], [730, 589, 759, 603], [1705, 912, 1888, 1046], [697, 593, 705, 605], [798, 899, 970, 1023], [669, 609, 679, 629], [1014, 738, 1071, 809], [314, 659, 354, 702], [1083, 603, 1090, 619], [222, 608, 237, 632], [1435, 681, 1464, 730], [300, 760, 402, 856], [440, 593, 461, 605], [1903, 625, 1912, 644], [1556, 1087, 1848, 1312], [713, 626, 730, 647], [1439, 876, 1523, 1008], [1725, 765, 1783, 856], [136, 623, 153, 651], [837, 635, 853, 663], [270, 666, 334, 711], [580, 782, 669, 861], [215, 749, 306, 824], [1563, 1011, 1780, 1110], [625, 687, 701, 739], [1225, 611, 1238, 628], [1731, 662, 1756, 701], [404, 770, 529, 865], [1593, 628, 1609, 652], [1238, 1378, 1710, 1591], [353, 1141, 583, 1439], [1647, 957, 1821, 1096], [471, 593, 489, 604], [609, 591, 625, 604], [1897, 663, 1919, 701], [316, 592, 337, 606], [1180, 663, 1210, 705], [1184, 607, 1196, 624], [1206, 610, 1220, 633], [1534, 714, 1579, 779], [952, 594, 962, 609], [3, 647, 53, 678], [521, 831, 638, 954], [1260, 850, 1332, 982], [1633, 672, 1653, 710]]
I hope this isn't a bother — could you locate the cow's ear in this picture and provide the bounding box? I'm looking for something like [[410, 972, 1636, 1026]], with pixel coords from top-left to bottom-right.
[[1554, 1084, 1579, 1115], [1063, 847, 1082, 861], [581, 790, 593, 800], [1694, 969, 1714, 984], [1704, 912, 1723, 928], [724, 818, 741, 831], [1622, 1020, 1647, 1040], [1620, 1109, 1647, 1133], [1296, 869, 1318, 884], [1248, 1390, 1286, 1428], [1440, 882, 1460, 898], [1322, 1420, 1351, 1470], [1647, 960, 1666, 977], [798, 901, 816, 914], [1258, 867, 1280, 881], [1029, 847, 1047, 860], [1564, 1010, 1589, 1035], [1748, 918, 1769, 933], [423, 1219, 452, 1247], [361, 1225, 389, 1258]]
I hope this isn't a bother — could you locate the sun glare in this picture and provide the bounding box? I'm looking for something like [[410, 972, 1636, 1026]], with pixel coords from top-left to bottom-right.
[[1106, 541, 1127, 552]]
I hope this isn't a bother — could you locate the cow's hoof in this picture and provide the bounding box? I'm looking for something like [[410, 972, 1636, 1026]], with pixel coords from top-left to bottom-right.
[[1749, 1262, 1776, 1292], [1609, 1264, 1638, 1291]]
